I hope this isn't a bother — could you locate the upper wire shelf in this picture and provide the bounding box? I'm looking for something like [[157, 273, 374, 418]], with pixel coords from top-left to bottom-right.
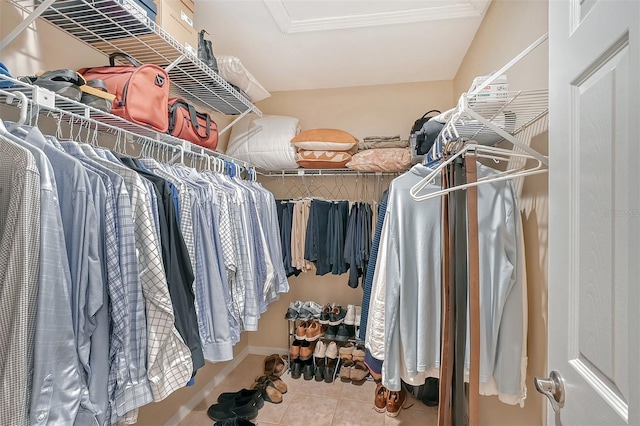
[[6, 0, 262, 116], [441, 89, 549, 144], [0, 74, 256, 168]]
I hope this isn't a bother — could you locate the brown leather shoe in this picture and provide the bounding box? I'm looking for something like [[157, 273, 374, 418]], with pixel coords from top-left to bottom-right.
[[374, 383, 388, 413], [352, 344, 365, 362], [299, 340, 316, 361], [350, 361, 370, 384], [339, 360, 354, 381], [290, 340, 302, 360], [386, 389, 407, 417], [295, 320, 309, 340], [339, 342, 355, 360], [305, 321, 324, 341]]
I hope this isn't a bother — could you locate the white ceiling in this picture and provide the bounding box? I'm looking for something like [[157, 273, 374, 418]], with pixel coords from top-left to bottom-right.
[[194, 0, 491, 92]]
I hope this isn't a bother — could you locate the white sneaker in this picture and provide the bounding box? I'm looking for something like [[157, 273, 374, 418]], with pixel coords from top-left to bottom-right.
[[313, 340, 326, 358], [344, 304, 356, 325], [325, 341, 339, 359], [354, 305, 362, 327], [304, 301, 323, 317]]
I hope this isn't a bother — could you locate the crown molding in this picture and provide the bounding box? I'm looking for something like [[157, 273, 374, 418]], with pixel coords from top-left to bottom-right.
[[263, 0, 491, 34]]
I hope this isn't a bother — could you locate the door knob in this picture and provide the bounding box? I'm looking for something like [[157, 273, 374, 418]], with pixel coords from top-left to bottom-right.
[[534, 370, 565, 413]]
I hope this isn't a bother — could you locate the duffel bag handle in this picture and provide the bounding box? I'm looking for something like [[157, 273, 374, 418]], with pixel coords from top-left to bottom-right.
[[109, 52, 142, 67], [420, 109, 441, 119]]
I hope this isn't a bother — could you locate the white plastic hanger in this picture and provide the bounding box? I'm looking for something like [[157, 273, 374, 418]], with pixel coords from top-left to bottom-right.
[[410, 142, 547, 202]]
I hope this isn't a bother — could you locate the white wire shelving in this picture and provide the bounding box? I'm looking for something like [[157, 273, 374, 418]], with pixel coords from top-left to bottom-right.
[[3, 0, 262, 118], [437, 88, 549, 165], [0, 74, 256, 169]]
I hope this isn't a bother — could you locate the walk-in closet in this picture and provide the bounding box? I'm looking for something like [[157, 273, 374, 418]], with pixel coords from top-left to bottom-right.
[[2, 0, 638, 425]]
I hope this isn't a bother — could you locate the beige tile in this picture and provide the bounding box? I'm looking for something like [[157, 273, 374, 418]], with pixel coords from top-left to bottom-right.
[[331, 399, 385, 426], [383, 405, 438, 426], [295, 376, 345, 398], [255, 398, 292, 424], [177, 411, 211, 425], [279, 393, 339, 426], [339, 379, 377, 403]]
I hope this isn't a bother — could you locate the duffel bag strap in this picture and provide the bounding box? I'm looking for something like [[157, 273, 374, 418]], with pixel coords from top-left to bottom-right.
[[420, 109, 441, 119], [109, 52, 142, 67], [195, 111, 213, 139]]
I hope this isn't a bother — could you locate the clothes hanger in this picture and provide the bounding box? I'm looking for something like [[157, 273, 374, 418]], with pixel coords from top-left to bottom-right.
[[1, 90, 29, 133], [410, 142, 547, 202]]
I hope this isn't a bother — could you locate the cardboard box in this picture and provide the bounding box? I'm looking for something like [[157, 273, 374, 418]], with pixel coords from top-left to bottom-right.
[[469, 74, 509, 101], [155, 0, 198, 56]]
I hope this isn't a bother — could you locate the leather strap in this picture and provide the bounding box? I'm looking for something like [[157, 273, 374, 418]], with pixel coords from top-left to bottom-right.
[[465, 154, 480, 426], [438, 161, 455, 426]]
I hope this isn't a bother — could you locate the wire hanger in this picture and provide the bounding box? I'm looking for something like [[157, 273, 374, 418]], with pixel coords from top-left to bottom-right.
[[410, 142, 547, 202]]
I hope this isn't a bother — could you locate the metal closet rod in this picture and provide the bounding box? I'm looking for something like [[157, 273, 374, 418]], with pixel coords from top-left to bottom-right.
[[0, 84, 257, 175]]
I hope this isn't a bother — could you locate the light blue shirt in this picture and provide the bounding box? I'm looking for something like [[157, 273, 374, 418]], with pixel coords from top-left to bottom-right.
[[16, 127, 104, 425], [8, 135, 84, 426]]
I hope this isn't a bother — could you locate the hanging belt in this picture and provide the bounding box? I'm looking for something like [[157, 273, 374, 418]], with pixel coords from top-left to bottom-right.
[[438, 162, 454, 426], [465, 155, 480, 426]]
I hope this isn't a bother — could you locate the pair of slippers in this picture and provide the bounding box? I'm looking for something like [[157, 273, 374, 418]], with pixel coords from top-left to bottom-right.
[[251, 375, 287, 404], [263, 353, 287, 377]]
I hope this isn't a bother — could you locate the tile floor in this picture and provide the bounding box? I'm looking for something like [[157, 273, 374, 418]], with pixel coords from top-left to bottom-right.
[[179, 354, 438, 426]]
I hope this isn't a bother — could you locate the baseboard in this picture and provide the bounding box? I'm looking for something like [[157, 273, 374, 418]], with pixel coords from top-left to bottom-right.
[[248, 345, 289, 356], [163, 346, 250, 426]]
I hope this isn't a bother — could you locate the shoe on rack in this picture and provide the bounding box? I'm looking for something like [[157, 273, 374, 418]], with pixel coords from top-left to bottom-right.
[[339, 342, 355, 360], [290, 340, 303, 360], [329, 306, 347, 326], [339, 360, 354, 381], [295, 321, 310, 340], [374, 383, 388, 413], [314, 359, 325, 382], [352, 344, 366, 362], [299, 340, 316, 361], [335, 324, 352, 342], [303, 360, 315, 381], [319, 303, 333, 324], [305, 321, 324, 341], [354, 305, 362, 327], [303, 301, 323, 318], [207, 397, 260, 422], [325, 358, 337, 383], [325, 325, 339, 340], [285, 300, 303, 320], [325, 341, 339, 360], [350, 361, 370, 384], [386, 389, 407, 418], [344, 304, 356, 325], [291, 359, 303, 379], [313, 340, 327, 359]]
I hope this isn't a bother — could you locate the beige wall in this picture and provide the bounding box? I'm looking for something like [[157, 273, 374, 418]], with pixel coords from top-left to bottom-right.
[[453, 1, 549, 425]]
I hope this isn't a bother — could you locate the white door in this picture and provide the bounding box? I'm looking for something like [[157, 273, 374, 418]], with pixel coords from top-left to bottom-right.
[[548, 0, 639, 425]]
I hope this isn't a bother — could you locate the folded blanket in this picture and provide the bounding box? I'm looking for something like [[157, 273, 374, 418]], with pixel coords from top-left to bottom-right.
[[359, 135, 408, 150]]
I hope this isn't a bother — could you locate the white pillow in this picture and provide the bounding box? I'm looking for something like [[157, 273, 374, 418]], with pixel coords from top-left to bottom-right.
[[226, 114, 300, 171], [217, 55, 271, 102]]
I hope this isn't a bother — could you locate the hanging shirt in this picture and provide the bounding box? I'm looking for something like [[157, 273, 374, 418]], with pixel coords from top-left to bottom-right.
[[85, 148, 193, 409], [69, 143, 152, 424], [0, 136, 41, 426], [15, 127, 105, 425], [8, 135, 83, 426], [118, 157, 204, 374]]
